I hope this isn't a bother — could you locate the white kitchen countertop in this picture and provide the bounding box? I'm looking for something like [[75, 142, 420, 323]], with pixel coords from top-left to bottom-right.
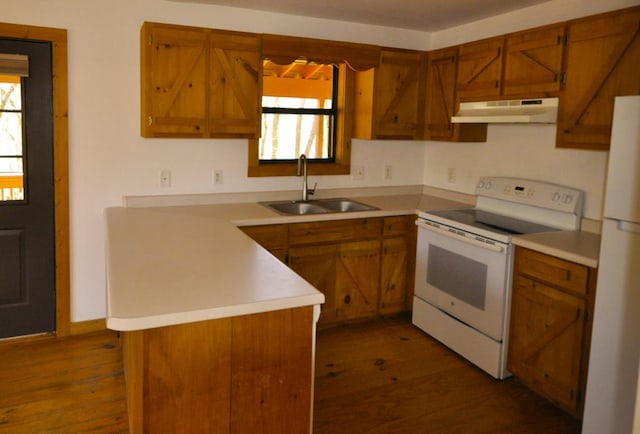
[[512, 230, 601, 268], [106, 188, 600, 331], [105, 207, 325, 331], [105, 190, 471, 332]]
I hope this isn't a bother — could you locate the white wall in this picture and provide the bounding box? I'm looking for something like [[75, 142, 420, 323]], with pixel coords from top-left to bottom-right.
[[3, 0, 635, 321], [423, 125, 608, 219], [424, 0, 640, 220], [4, 0, 427, 322]]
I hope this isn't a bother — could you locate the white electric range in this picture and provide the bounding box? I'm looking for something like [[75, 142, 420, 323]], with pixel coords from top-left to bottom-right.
[[412, 177, 584, 379]]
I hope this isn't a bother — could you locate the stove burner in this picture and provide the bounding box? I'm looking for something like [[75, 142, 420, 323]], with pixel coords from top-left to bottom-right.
[[427, 208, 559, 236]]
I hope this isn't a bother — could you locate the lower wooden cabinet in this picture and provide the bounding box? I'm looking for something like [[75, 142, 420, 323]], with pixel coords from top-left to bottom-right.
[[380, 215, 416, 313], [122, 307, 314, 434], [289, 244, 338, 324], [241, 215, 416, 326], [508, 246, 597, 417], [335, 239, 381, 321]]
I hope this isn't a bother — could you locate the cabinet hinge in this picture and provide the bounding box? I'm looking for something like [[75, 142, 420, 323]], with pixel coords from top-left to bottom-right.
[[562, 33, 568, 46], [560, 73, 567, 85]]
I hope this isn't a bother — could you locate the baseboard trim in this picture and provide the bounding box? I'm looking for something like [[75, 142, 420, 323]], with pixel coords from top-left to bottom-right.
[[70, 318, 107, 335]]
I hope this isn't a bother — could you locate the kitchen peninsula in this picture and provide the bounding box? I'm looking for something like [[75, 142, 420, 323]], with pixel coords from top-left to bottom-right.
[[105, 207, 325, 434]]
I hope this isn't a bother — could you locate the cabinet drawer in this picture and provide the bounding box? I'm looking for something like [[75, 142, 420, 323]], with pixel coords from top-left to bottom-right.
[[289, 218, 382, 246], [515, 247, 588, 296], [240, 224, 287, 250], [383, 215, 415, 237]]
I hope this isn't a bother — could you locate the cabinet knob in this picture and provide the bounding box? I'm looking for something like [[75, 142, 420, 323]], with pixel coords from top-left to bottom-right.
[[344, 295, 351, 304]]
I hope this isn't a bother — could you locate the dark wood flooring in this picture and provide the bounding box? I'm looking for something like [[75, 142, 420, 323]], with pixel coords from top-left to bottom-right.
[[0, 314, 581, 433], [313, 314, 581, 434]]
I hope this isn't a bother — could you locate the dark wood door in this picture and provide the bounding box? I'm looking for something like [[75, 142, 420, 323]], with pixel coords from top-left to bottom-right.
[[0, 39, 55, 338]]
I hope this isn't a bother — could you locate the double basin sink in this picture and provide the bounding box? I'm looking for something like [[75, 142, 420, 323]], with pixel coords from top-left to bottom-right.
[[262, 198, 378, 215]]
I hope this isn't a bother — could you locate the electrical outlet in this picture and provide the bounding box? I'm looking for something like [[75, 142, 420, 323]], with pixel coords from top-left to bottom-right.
[[213, 169, 223, 185], [384, 165, 393, 180], [353, 166, 365, 180], [160, 169, 171, 188], [447, 167, 456, 183]]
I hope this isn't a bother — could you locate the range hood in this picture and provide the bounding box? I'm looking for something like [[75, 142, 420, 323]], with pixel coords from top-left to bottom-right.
[[451, 98, 559, 124]]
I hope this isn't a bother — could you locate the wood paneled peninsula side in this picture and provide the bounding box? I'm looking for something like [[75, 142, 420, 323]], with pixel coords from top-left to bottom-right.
[[105, 207, 324, 434]]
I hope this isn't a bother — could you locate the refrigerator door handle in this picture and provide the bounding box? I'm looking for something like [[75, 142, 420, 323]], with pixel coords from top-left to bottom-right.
[[618, 220, 640, 234]]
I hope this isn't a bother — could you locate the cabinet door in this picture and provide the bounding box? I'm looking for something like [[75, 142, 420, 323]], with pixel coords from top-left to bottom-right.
[[141, 22, 208, 138], [373, 49, 425, 139], [456, 37, 504, 100], [425, 48, 457, 139], [380, 236, 409, 314], [335, 240, 380, 321], [208, 30, 262, 138], [424, 48, 487, 142], [503, 24, 565, 96], [288, 244, 337, 324], [557, 7, 640, 150], [508, 275, 586, 415]]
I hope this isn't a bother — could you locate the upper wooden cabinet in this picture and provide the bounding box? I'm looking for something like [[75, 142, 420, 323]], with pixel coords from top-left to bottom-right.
[[556, 6, 640, 150], [353, 49, 426, 140], [423, 47, 487, 142], [503, 24, 565, 97], [457, 25, 565, 101], [456, 37, 504, 100], [140, 22, 261, 138]]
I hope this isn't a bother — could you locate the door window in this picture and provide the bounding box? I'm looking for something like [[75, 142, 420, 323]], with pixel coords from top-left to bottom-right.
[[0, 54, 28, 202]]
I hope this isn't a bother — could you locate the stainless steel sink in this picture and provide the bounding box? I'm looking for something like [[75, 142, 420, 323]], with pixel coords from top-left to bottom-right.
[[262, 198, 378, 215], [266, 201, 329, 215], [316, 198, 377, 212]]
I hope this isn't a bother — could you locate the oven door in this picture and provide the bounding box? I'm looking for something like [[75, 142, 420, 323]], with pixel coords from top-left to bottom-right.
[[414, 218, 512, 341]]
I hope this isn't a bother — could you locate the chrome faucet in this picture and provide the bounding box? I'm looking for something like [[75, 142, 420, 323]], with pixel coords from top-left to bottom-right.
[[296, 154, 316, 202]]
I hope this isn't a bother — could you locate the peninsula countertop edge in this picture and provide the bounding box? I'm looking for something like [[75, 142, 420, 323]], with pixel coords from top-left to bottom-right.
[[105, 207, 325, 331]]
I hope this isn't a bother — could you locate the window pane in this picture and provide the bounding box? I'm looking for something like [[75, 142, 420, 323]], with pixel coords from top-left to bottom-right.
[[0, 77, 24, 202], [260, 113, 331, 160], [0, 111, 22, 156], [263, 96, 326, 110], [0, 79, 22, 110], [0, 158, 24, 201], [260, 60, 336, 162]]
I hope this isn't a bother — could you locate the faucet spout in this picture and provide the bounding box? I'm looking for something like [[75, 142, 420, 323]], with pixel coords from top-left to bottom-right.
[[297, 154, 315, 201]]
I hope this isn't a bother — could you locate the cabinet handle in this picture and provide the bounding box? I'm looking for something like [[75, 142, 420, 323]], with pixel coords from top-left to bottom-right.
[[148, 116, 153, 126]]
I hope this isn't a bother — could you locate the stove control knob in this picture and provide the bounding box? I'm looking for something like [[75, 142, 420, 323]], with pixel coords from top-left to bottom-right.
[[552, 192, 561, 202], [563, 194, 573, 204], [485, 181, 492, 190], [477, 180, 485, 189]]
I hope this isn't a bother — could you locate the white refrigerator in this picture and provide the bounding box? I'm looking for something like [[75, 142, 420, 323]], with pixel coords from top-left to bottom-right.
[[582, 95, 640, 434]]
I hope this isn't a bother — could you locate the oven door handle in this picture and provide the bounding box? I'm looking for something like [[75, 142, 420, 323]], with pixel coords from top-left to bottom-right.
[[416, 219, 506, 253]]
